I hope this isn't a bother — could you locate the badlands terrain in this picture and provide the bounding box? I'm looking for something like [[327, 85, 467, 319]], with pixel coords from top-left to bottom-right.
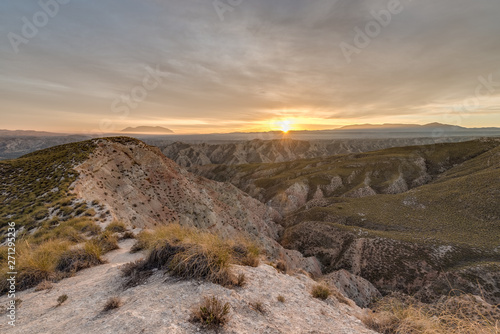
[[0, 137, 499, 333]]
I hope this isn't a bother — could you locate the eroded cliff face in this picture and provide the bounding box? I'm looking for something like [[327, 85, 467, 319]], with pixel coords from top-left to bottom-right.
[[72, 138, 320, 274], [281, 221, 500, 305], [74, 141, 275, 235], [192, 154, 433, 216], [157, 137, 481, 168]]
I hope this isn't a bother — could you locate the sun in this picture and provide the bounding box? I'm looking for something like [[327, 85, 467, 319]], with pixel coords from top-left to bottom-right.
[[276, 119, 292, 133]]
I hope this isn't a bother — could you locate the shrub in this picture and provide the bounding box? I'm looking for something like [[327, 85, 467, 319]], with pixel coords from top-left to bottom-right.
[[103, 296, 122, 311], [312, 284, 331, 300], [277, 295, 285, 303], [106, 221, 127, 233], [56, 294, 68, 306], [192, 296, 230, 329]]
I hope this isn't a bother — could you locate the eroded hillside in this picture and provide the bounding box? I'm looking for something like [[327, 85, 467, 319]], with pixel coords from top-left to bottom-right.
[[189, 139, 500, 304], [155, 137, 485, 168]]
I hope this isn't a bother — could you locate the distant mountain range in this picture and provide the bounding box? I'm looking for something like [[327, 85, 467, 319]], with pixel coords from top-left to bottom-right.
[[336, 122, 499, 131], [0, 129, 69, 137], [121, 126, 174, 134]]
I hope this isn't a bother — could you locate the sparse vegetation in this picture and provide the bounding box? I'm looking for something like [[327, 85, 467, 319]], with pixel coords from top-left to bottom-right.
[[0, 225, 114, 294], [192, 296, 230, 329], [103, 296, 122, 311], [0, 140, 97, 232], [312, 284, 331, 300]]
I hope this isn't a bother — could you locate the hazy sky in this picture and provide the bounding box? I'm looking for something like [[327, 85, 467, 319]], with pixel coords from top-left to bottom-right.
[[1, 0, 500, 134]]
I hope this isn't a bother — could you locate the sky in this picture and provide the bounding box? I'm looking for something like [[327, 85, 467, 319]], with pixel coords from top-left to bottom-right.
[[1, 0, 500, 134]]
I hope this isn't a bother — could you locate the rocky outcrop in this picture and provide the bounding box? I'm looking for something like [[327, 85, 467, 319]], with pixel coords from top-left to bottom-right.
[[324, 270, 382, 308]]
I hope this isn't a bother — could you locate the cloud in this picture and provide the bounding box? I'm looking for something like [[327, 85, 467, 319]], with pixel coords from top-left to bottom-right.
[[0, 0, 499, 132]]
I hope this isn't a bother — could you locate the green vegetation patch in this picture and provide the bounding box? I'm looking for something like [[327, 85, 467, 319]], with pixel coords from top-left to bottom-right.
[[0, 140, 97, 233]]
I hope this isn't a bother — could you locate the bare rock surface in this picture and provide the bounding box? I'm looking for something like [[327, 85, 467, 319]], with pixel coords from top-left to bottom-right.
[[323, 270, 381, 308], [0, 240, 374, 334]]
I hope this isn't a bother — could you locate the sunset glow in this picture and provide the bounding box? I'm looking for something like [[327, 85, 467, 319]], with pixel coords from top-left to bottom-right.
[[274, 119, 293, 133]]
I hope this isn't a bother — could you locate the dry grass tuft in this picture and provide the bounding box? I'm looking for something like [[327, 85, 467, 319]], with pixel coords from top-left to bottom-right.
[[14, 240, 72, 290], [95, 231, 119, 253], [192, 296, 231, 329], [103, 296, 122, 311], [312, 284, 331, 301], [55, 242, 104, 273], [360, 293, 500, 334], [124, 224, 261, 288]]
